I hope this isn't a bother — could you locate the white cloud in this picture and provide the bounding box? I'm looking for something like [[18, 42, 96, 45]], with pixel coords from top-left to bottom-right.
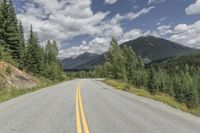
[[58, 37, 110, 58], [119, 29, 150, 43], [170, 20, 200, 48], [156, 25, 172, 36], [17, 0, 156, 58], [148, 0, 165, 5], [126, 6, 155, 20], [185, 0, 200, 15], [58, 7, 155, 58], [108, 6, 155, 22], [17, 0, 109, 45], [59, 17, 200, 58], [58, 28, 151, 58], [105, 0, 118, 4]]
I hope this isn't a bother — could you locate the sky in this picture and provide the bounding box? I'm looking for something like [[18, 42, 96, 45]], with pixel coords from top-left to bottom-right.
[[13, 0, 200, 58]]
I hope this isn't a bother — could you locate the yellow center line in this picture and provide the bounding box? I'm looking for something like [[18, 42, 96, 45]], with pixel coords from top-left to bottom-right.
[[78, 87, 90, 133], [76, 86, 82, 133], [76, 84, 90, 133]]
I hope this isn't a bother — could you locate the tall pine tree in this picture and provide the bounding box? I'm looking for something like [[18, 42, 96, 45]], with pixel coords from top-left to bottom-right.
[[0, 0, 7, 46], [18, 20, 25, 68], [26, 26, 44, 75], [3, 0, 20, 60], [105, 38, 126, 80]]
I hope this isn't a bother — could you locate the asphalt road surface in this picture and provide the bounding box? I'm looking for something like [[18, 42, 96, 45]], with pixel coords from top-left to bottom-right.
[[0, 79, 200, 133]]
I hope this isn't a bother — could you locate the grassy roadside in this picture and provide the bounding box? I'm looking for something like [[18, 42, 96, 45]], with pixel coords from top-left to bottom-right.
[[103, 79, 200, 116], [0, 77, 67, 103]]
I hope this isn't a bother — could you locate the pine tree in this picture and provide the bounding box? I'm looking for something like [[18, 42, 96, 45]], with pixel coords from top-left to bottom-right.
[[164, 74, 174, 96], [26, 26, 44, 75], [182, 72, 198, 108], [174, 74, 186, 103], [0, 1, 4, 45], [148, 67, 157, 94], [155, 68, 166, 92], [0, 0, 7, 46], [43, 40, 64, 80], [103, 61, 113, 78], [18, 20, 25, 68], [45, 40, 58, 63], [121, 46, 137, 81], [3, 0, 20, 60], [105, 38, 126, 80]]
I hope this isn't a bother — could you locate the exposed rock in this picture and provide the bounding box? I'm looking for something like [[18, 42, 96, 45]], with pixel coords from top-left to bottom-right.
[[0, 61, 37, 89]]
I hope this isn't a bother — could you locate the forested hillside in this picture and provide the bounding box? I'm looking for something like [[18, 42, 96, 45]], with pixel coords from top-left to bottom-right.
[[121, 35, 194, 63], [0, 0, 65, 90], [62, 36, 194, 71], [85, 38, 200, 111]]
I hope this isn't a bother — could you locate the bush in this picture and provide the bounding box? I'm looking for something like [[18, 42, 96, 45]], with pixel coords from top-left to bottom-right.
[[0, 80, 5, 91], [6, 65, 12, 74], [0, 46, 14, 64], [43, 62, 65, 81]]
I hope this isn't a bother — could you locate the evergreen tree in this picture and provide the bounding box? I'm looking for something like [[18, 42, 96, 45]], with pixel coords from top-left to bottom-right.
[[26, 26, 44, 75], [121, 46, 137, 81], [18, 20, 25, 68], [182, 72, 198, 108], [45, 40, 58, 63], [155, 68, 166, 92], [164, 74, 174, 96], [105, 38, 126, 80], [0, 1, 5, 45], [94, 65, 104, 78], [43, 40, 64, 80], [174, 73, 186, 103], [3, 0, 20, 59], [103, 61, 113, 78], [147, 67, 157, 94]]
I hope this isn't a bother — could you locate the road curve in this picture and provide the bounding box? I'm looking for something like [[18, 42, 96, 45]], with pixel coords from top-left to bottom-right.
[[0, 79, 200, 133]]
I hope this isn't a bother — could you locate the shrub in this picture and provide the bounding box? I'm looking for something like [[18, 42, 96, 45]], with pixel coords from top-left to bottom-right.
[[6, 65, 12, 74], [0, 80, 5, 91]]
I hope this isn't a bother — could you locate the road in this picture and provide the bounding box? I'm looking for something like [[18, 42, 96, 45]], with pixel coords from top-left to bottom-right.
[[0, 79, 200, 133]]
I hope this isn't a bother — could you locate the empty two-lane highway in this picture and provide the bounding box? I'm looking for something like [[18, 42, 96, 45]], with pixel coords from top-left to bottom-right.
[[0, 79, 200, 133]]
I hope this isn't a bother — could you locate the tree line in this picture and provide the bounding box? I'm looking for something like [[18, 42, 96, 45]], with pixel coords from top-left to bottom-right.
[[0, 0, 65, 81], [92, 38, 200, 109]]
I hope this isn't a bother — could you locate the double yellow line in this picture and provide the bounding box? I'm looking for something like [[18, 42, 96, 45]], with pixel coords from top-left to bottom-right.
[[76, 85, 90, 133]]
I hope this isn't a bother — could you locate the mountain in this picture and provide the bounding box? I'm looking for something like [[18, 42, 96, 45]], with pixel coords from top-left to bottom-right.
[[61, 52, 104, 71], [150, 50, 200, 69], [62, 36, 195, 71], [121, 35, 194, 63]]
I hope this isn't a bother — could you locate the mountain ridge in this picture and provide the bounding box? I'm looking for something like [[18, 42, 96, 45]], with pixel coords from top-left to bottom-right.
[[61, 36, 195, 71]]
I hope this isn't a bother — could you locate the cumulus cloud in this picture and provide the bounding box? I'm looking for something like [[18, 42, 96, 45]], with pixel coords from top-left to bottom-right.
[[17, 0, 109, 45], [105, 0, 118, 4], [58, 7, 155, 58], [58, 17, 200, 58], [58, 37, 110, 58], [58, 29, 146, 58], [148, 0, 165, 5], [17, 0, 156, 58], [185, 0, 200, 15], [120, 29, 150, 43], [170, 20, 200, 48], [156, 25, 172, 36]]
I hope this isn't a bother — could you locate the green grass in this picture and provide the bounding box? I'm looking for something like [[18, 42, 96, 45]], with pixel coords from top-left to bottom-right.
[[0, 77, 66, 103], [104, 79, 200, 116]]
